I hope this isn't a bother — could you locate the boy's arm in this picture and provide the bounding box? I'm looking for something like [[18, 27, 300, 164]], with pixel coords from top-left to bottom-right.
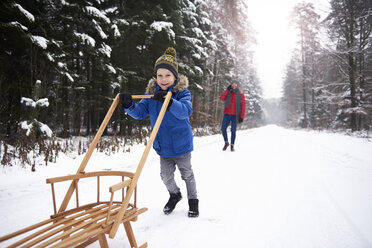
[[168, 91, 193, 119], [125, 99, 149, 119]]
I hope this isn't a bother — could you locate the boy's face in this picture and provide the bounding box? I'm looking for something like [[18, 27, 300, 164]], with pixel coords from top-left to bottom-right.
[[231, 82, 238, 89], [156, 68, 176, 90]]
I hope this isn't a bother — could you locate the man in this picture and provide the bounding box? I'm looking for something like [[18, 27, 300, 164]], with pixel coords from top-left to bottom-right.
[[219, 80, 246, 151]]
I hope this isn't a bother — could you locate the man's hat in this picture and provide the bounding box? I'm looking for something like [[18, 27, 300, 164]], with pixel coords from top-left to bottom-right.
[[231, 79, 240, 86]]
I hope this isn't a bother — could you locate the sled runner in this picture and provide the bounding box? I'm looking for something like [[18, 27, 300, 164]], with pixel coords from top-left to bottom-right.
[[0, 92, 172, 248]]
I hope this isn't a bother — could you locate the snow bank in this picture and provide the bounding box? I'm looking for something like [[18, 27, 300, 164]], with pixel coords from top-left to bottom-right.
[[1, 126, 371, 247]]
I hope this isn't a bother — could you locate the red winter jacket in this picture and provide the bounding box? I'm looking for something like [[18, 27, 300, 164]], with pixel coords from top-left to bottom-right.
[[220, 89, 246, 119]]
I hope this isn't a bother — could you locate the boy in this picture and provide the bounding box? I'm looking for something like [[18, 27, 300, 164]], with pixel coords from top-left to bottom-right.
[[120, 47, 199, 217]]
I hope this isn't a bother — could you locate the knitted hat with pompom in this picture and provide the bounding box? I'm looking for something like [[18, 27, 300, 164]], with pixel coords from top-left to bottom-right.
[[154, 47, 178, 78]]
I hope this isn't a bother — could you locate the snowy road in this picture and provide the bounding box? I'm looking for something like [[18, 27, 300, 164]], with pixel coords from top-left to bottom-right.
[[1, 125, 372, 247]]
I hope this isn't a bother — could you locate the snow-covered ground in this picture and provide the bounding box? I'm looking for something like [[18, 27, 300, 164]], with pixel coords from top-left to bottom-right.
[[1, 125, 372, 248]]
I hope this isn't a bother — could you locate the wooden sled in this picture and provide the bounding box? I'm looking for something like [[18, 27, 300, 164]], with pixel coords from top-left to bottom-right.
[[0, 92, 172, 247]]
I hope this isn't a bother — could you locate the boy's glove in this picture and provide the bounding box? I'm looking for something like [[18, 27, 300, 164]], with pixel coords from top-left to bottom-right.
[[227, 85, 232, 91], [120, 93, 133, 108], [238, 118, 243, 123], [152, 91, 173, 109], [152, 91, 167, 102]]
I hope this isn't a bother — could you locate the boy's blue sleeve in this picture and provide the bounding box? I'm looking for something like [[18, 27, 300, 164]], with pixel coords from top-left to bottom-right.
[[125, 99, 150, 119], [168, 90, 193, 119]]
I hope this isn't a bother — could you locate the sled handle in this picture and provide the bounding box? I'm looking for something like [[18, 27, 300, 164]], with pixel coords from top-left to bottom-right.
[[109, 91, 172, 238], [132, 95, 152, 99], [57, 93, 168, 213]]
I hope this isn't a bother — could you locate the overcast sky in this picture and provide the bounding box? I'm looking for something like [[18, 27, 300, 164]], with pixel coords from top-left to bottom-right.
[[245, 0, 331, 99]]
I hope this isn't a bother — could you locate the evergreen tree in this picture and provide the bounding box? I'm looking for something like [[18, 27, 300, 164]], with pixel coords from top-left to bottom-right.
[[291, 2, 321, 128], [325, 0, 372, 131], [0, 0, 56, 141]]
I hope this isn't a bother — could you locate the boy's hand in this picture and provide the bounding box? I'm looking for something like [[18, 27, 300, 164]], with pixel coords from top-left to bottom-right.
[[238, 117, 243, 123], [227, 85, 232, 91], [152, 91, 173, 109], [152, 91, 167, 102], [120, 93, 133, 108]]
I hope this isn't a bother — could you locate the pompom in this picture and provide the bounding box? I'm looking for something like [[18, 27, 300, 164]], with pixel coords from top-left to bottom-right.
[[164, 47, 176, 58]]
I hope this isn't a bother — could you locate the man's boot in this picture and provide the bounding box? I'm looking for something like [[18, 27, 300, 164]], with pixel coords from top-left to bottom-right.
[[222, 142, 229, 151], [188, 199, 199, 217], [163, 191, 182, 215]]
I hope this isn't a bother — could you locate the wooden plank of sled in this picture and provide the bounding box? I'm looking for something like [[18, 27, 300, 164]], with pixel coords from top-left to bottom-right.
[[54, 208, 148, 248], [27, 207, 122, 248], [48, 207, 145, 248], [14, 205, 122, 248], [46, 171, 134, 183], [0, 203, 110, 245], [4, 204, 109, 247]]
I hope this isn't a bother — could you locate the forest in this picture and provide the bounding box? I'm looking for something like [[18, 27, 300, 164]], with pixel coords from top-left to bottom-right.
[[0, 0, 371, 167]]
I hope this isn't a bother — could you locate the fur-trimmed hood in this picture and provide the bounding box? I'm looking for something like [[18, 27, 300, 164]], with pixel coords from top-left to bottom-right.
[[146, 75, 189, 94]]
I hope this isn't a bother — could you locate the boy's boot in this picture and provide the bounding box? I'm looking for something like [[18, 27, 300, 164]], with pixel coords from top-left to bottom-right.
[[231, 145, 235, 152], [222, 142, 229, 151], [188, 199, 199, 217], [163, 191, 182, 215]]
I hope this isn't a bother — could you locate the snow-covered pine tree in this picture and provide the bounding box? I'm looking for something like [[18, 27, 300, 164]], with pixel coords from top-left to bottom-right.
[[177, 0, 214, 126], [0, 0, 59, 141], [204, 0, 235, 124], [282, 54, 303, 126], [291, 2, 321, 128], [325, 0, 372, 131], [53, 0, 115, 136]]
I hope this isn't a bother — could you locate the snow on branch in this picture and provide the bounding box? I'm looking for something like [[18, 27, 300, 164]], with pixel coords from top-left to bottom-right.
[[65, 72, 74, 82], [194, 66, 203, 75], [104, 7, 118, 14], [179, 36, 202, 46], [13, 3, 35, 22], [20, 120, 53, 137], [8, 21, 28, 31], [150, 21, 175, 39], [30, 35, 48, 49], [99, 43, 112, 58], [111, 24, 121, 37], [35, 98, 49, 107], [93, 20, 107, 39], [39, 121, 53, 137], [343, 107, 368, 115], [85, 6, 110, 23], [192, 27, 206, 39], [206, 40, 217, 50], [85, 6, 111, 23], [195, 83, 204, 90], [20, 121, 33, 136], [74, 32, 95, 47], [21, 97, 50, 108], [106, 64, 116, 74], [116, 19, 130, 25], [46, 53, 54, 62], [200, 17, 212, 26]]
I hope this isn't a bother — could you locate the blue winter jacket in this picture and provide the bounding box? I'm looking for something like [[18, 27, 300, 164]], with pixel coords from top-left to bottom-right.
[[124, 75, 193, 158]]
